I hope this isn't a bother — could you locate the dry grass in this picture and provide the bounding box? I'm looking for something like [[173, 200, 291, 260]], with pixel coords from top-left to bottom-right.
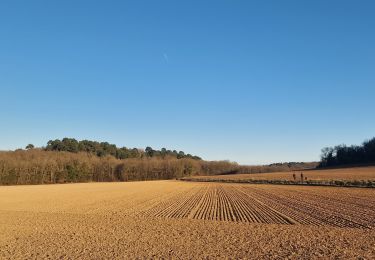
[[0, 181, 375, 258], [189, 166, 375, 182]]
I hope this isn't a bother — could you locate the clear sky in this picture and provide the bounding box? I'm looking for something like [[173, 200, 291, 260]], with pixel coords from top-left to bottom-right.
[[0, 1, 374, 164]]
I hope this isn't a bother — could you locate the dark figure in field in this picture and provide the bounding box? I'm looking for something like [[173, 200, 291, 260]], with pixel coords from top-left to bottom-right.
[[292, 173, 296, 181], [300, 172, 304, 182]]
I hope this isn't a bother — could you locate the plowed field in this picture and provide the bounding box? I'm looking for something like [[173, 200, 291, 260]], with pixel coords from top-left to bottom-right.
[[138, 183, 375, 228], [189, 166, 375, 182], [1, 181, 374, 259]]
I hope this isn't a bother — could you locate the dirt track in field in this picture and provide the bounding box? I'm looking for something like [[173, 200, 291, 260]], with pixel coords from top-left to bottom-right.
[[1, 181, 375, 259]]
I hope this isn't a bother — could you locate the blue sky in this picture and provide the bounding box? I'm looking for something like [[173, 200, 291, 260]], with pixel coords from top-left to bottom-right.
[[0, 1, 374, 164]]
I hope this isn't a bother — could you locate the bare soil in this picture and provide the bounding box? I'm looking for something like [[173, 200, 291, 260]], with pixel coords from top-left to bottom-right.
[[1, 181, 374, 259], [190, 166, 375, 182]]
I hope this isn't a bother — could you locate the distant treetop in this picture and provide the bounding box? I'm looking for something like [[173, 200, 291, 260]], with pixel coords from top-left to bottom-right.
[[319, 137, 375, 167], [44, 138, 201, 160], [25, 144, 34, 150]]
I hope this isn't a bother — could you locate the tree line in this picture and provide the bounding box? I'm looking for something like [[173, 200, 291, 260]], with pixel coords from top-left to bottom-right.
[[44, 138, 201, 160], [0, 138, 317, 185], [0, 149, 237, 185], [319, 137, 375, 167]]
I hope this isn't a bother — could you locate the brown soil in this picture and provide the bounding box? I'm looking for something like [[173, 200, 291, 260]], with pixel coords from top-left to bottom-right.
[[190, 166, 375, 182], [1, 181, 374, 259]]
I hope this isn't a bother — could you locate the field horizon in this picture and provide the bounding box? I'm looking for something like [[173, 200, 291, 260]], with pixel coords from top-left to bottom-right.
[[184, 166, 375, 187]]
